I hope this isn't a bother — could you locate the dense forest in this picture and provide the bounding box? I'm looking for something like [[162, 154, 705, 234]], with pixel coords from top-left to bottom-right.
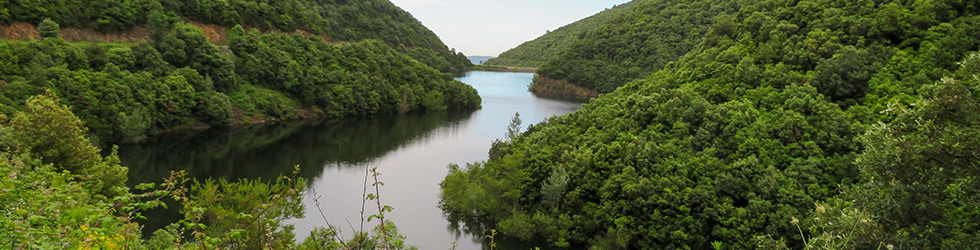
[[442, 0, 980, 249], [0, 15, 479, 143], [538, 0, 740, 93], [488, 0, 739, 93], [482, 1, 638, 68], [0, 0, 472, 74]]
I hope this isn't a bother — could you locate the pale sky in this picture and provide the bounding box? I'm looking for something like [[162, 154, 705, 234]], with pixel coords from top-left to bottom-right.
[[389, 0, 632, 56]]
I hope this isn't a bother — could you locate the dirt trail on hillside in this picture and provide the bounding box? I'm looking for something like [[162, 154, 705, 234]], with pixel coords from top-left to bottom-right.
[[2, 22, 150, 42], [0, 22, 330, 44]]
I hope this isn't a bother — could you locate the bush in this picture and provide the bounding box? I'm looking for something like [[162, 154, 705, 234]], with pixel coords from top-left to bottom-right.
[[38, 18, 59, 38], [198, 92, 234, 126]]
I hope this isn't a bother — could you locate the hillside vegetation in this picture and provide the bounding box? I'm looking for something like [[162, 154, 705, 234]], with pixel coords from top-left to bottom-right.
[[441, 0, 980, 249], [482, 1, 639, 68], [0, 12, 480, 143], [538, 0, 740, 93], [0, 0, 472, 74]]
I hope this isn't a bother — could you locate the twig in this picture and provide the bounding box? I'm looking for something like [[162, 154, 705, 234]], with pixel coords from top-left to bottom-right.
[[360, 165, 369, 233], [345, 218, 356, 236], [372, 167, 391, 250], [94, 173, 185, 228], [93, 201, 126, 228], [312, 189, 347, 248], [796, 224, 809, 248]]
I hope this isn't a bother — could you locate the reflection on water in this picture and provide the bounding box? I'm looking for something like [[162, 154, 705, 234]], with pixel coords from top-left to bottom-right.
[[117, 71, 584, 249], [121, 111, 474, 185], [120, 111, 474, 237]]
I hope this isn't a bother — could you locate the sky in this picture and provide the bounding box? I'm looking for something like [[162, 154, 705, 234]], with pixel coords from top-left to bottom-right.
[[388, 0, 631, 56]]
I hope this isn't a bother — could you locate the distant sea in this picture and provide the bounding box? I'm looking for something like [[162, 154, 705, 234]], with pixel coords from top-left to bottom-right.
[[467, 56, 495, 65]]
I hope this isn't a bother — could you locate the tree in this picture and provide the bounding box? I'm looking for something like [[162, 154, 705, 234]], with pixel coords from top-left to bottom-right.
[[146, 10, 176, 43], [540, 166, 569, 209], [842, 53, 980, 248], [38, 18, 59, 38], [7, 93, 127, 197], [811, 46, 877, 105], [763, 52, 980, 250], [505, 112, 522, 141]]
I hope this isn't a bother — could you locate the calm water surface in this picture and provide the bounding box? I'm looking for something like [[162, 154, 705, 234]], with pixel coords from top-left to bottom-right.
[[119, 71, 584, 249]]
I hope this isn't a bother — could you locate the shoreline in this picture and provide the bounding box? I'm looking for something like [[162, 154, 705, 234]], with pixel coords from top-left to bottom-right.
[[529, 75, 600, 100]]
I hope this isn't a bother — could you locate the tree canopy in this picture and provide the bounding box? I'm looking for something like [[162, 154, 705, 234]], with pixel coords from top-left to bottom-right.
[[0, 0, 472, 74], [441, 0, 980, 248], [483, 1, 639, 68], [0, 20, 479, 143]]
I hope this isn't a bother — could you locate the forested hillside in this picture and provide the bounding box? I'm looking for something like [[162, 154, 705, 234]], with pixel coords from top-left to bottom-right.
[[0, 12, 480, 143], [441, 0, 980, 249], [537, 0, 740, 93], [0, 0, 472, 74], [482, 1, 638, 68]]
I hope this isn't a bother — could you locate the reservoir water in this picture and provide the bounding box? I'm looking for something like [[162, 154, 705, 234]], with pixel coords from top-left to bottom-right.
[[118, 71, 584, 249]]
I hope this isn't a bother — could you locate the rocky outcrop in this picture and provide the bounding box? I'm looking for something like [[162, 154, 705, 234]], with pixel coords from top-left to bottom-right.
[[529, 75, 599, 100]]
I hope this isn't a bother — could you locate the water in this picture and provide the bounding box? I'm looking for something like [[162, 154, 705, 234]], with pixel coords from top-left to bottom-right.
[[118, 71, 584, 249]]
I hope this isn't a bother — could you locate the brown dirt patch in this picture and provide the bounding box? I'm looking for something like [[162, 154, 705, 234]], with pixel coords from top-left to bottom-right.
[[0, 22, 149, 42], [190, 21, 226, 43], [1, 22, 325, 44], [0, 22, 40, 40], [62, 26, 149, 42]]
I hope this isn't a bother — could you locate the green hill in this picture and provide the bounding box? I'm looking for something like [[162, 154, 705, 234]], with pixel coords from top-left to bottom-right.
[[535, 0, 739, 93], [482, 1, 639, 68], [0, 0, 472, 74], [0, 1, 482, 143], [441, 0, 980, 249]]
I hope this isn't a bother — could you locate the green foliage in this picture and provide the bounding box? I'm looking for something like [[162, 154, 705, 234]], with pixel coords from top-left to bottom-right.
[[444, 83, 861, 248], [154, 22, 236, 91], [0, 0, 471, 74], [0, 151, 143, 248], [540, 166, 569, 209], [505, 112, 522, 141], [197, 92, 233, 125], [792, 53, 980, 249], [227, 29, 480, 116], [181, 174, 306, 249], [484, 1, 639, 68], [0, 18, 479, 144], [536, 0, 741, 92], [38, 18, 59, 38], [0, 0, 483, 143], [296, 227, 345, 250], [228, 84, 302, 120], [7, 93, 127, 197], [811, 46, 879, 106], [442, 0, 980, 248], [0, 94, 409, 249], [146, 10, 177, 43]]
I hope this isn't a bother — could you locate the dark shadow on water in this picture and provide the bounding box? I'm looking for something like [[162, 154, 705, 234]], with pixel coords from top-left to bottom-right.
[[445, 211, 587, 250], [530, 91, 596, 103], [115, 110, 474, 236]]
